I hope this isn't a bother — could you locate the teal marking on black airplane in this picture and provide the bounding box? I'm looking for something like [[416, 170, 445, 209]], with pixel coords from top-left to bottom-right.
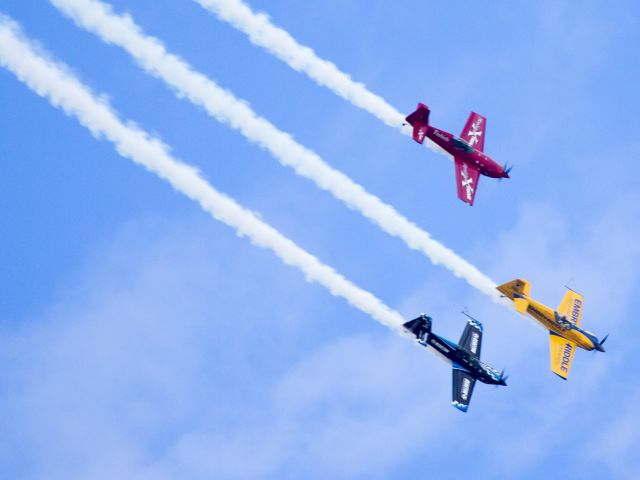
[[403, 313, 507, 412]]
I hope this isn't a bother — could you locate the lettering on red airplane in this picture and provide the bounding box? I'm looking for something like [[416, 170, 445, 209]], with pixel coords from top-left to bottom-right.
[[417, 129, 425, 142], [570, 299, 582, 324], [560, 343, 572, 372], [467, 117, 483, 146], [460, 163, 474, 201], [433, 129, 449, 142]]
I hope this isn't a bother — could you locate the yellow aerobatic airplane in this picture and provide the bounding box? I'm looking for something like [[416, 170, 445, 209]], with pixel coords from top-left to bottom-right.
[[497, 279, 607, 379]]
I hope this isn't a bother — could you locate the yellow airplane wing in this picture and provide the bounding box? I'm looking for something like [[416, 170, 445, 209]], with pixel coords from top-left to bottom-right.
[[557, 290, 584, 327], [549, 332, 577, 379]]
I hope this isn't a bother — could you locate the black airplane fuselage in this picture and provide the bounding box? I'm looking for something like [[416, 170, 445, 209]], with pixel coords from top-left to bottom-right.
[[419, 331, 504, 386]]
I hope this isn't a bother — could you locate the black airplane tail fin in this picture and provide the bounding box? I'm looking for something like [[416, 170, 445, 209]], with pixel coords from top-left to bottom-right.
[[403, 314, 432, 342]]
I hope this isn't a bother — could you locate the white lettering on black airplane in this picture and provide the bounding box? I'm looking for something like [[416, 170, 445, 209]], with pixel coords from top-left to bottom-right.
[[405, 103, 511, 205], [403, 313, 507, 412]]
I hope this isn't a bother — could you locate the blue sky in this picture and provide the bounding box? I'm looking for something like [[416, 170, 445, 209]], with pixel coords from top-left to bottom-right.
[[1, 1, 639, 478]]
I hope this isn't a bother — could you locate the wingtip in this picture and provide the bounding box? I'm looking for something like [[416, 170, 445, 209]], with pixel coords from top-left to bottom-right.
[[452, 401, 469, 412]]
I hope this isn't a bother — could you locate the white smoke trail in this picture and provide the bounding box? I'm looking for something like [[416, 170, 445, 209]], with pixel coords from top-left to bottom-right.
[[193, 0, 445, 152], [196, 0, 404, 128], [51, 0, 505, 305], [0, 16, 408, 334]]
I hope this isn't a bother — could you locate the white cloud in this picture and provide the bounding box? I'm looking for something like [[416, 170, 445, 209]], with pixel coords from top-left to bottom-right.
[[0, 217, 449, 479]]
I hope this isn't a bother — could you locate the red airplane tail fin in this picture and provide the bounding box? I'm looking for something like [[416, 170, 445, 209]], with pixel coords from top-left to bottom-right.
[[405, 103, 430, 144]]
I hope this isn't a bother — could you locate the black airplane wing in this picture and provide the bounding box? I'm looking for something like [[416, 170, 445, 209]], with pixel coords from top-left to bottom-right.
[[458, 315, 483, 358], [452, 367, 476, 412]]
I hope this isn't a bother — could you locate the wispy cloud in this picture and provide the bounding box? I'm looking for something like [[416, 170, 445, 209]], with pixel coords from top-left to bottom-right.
[[49, 0, 503, 305], [467, 195, 640, 477], [0, 15, 404, 333], [0, 216, 448, 479]]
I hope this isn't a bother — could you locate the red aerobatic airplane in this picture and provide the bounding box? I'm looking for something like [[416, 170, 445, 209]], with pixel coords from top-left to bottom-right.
[[405, 103, 510, 205]]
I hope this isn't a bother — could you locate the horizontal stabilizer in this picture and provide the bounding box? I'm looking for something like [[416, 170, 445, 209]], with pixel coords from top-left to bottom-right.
[[403, 315, 432, 343], [412, 124, 428, 144], [514, 298, 529, 313], [405, 103, 430, 144], [497, 279, 531, 313]]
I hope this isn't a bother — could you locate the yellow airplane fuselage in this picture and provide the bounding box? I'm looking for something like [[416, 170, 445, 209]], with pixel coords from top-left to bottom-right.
[[523, 297, 598, 351]]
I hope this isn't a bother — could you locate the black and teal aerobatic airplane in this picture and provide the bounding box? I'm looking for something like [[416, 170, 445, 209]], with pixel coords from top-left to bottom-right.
[[403, 313, 507, 412]]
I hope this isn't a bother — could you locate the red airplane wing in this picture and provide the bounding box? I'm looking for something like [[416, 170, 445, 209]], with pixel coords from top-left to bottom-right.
[[454, 158, 480, 205], [460, 112, 486, 152]]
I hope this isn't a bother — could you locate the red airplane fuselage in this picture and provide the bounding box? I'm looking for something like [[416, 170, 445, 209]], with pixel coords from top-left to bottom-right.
[[425, 126, 507, 179]]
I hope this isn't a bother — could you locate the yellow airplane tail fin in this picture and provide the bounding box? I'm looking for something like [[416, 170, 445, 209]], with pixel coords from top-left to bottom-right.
[[497, 279, 531, 313]]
